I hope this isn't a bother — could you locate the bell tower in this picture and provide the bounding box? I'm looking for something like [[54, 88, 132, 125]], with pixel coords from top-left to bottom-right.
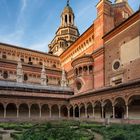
[[61, 0, 74, 27], [115, 0, 128, 3], [49, 0, 79, 56]]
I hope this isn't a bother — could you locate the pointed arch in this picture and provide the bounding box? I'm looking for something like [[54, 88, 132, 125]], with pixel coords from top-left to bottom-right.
[[61, 105, 68, 117], [87, 102, 93, 118]]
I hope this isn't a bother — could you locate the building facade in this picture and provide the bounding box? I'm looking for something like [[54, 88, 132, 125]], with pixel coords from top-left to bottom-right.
[[0, 0, 140, 123]]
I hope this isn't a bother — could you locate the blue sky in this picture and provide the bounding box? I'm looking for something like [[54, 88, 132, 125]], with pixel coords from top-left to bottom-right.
[[0, 0, 139, 52]]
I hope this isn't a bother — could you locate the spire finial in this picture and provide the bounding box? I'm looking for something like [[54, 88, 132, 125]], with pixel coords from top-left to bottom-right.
[[67, 0, 70, 6]]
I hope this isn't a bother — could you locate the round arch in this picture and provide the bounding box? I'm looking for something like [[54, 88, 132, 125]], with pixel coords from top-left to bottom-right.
[[61, 105, 68, 118], [103, 99, 113, 119], [114, 97, 126, 119], [6, 103, 17, 118], [87, 102, 93, 118], [30, 104, 40, 118], [80, 103, 85, 118], [69, 105, 73, 117], [0, 103, 4, 118], [51, 104, 59, 118], [41, 104, 49, 118], [128, 95, 140, 119], [74, 105, 79, 118], [94, 101, 102, 118], [19, 103, 29, 118]]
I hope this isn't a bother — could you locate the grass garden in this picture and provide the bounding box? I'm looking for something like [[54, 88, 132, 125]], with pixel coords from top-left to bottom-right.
[[0, 121, 140, 140]]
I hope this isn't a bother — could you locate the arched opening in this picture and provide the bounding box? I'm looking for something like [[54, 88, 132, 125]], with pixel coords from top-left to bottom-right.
[[74, 105, 79, 118], [65, 15, 67, 23], [70, 106, 73, 117], [51, 105, 59, 118], [61, 105, 68, 117], [0, 103, 4, 118], [28, 57, 33, 65], [114, 97, 125, 119], [94, 101, 102, 118], [76, 81, 82, 91], [24, 74, 28, 81], [89, 65, 93, 73], [83, 66, 88, 74], [79, 67, 82, 75], [104, 100, 112, 119], [2, 54, 7, 59], [3, 71, 8, 79], [30, 104, 40, 118], [39, 62, 43, 65], [19, 104, 29, 118], [52, 64, 56, 68], [41, 104, 49, 118], [75, 68, 78, 76], [80, 104, 85, 118], [6, 103, 17, 118], [87, 103, 93, 118], [83, 66, 88, 72], [128, 95, 140, 119], [69, 15, 71, 23]]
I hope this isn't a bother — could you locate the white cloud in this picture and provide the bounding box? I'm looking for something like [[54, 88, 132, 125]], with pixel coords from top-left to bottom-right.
[[16, 0, 28, 27], [0, 29, 25, 46], [0, 0, 28, 47], [21, 0, 27, 12], [28, 40, 49, 52]]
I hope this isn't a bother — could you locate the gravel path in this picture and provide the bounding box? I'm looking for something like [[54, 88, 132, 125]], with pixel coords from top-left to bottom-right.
[[87, 129, 103, 140], [0, 128, 17, 140], [93, 132, 103, 140]]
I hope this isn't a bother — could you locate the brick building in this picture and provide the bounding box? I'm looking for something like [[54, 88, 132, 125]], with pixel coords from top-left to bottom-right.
[[0, 0, 140, 123]]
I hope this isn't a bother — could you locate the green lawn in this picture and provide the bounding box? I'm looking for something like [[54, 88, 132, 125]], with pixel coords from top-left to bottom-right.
[[0, 121, 140, 140]]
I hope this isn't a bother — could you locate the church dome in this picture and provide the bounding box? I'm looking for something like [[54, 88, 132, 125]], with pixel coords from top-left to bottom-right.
[[62, 5, 74, 14]]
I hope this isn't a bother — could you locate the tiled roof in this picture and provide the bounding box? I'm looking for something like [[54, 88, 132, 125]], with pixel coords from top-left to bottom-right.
[[0, 80, 73, 93]]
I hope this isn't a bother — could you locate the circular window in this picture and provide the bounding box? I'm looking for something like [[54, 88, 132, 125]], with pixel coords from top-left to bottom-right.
[[113, 60, 121, 70], [76, 81, 82, 91]]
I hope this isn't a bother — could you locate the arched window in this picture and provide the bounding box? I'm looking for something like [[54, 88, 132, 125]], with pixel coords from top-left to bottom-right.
[[29, 57, 31, 61], [58, 80, 61, 85], [39, 62, 43, 65], [69, 15, 71, 23], [65, 15, 67, 23], [83, 66, 88, 72], [75, 68, 78, 76], [2, 54, 7, 59], [3, 71, 8, 79], [76, 81, 82, 90], [46, 76, 49, 84], [79, 67, 82, 74], [52, 64, 56, 68], [24, 74, 28, 81], [21, 58, 24, 62], [28, 57, 33, 65], [89, 65, 93, 72]]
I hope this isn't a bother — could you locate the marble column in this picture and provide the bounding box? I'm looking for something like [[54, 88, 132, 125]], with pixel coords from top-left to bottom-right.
[[113, 106, 115, 119], [126, 105, 129, 119], [4, 106, 6, 118], [59, 106, 61, 118], [17, 107, 19, 118]]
